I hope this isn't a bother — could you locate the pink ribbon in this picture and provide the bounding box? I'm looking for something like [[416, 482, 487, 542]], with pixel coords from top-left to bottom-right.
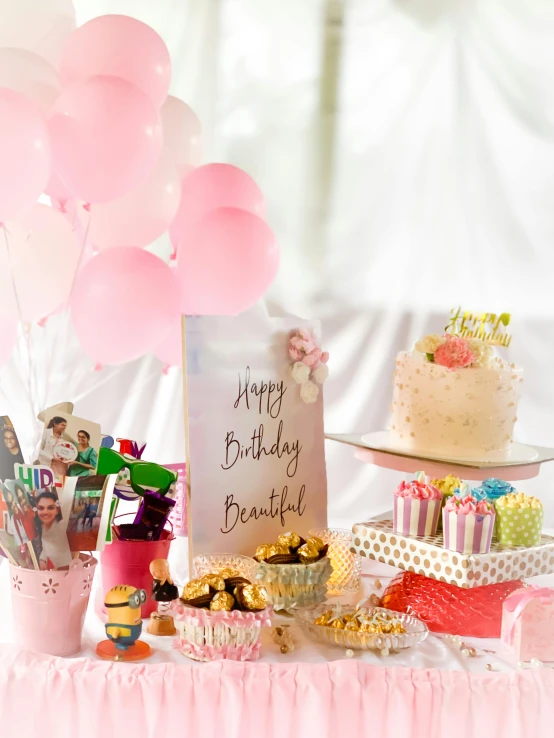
[[504, 586, 554, 638]]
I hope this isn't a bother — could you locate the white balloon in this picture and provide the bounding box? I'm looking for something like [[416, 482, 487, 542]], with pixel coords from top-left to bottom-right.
[[160, 95, 203, 177], [0, 0, 76, 69], [0, 49, 60, 114]]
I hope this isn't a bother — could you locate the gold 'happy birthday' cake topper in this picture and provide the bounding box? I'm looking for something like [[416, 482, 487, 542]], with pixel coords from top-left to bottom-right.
[[445, 307, 512, 347]]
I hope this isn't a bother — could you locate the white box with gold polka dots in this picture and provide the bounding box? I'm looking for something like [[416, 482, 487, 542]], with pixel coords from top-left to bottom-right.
[[351, 519, 554, 589]]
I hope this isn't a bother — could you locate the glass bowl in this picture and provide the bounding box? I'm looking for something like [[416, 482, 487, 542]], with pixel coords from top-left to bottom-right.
[[192, 553, 257, 580], [309, 527, 362, 595], [294, 604, 428, 652]]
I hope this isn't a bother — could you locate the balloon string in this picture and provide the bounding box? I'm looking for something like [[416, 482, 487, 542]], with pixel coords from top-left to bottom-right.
[[2, 225, 37, 425], [43, 205, 93, 410]]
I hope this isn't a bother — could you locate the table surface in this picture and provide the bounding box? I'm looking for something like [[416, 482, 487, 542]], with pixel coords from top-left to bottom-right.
[[0, 536, 549, 673]]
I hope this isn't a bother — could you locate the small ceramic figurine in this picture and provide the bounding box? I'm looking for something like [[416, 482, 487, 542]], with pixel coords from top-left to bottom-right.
[[96, 585, 151, 661], [147, 558, 178, 636]]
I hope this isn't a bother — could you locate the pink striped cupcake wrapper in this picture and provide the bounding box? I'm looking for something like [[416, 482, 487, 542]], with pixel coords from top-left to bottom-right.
[[443, 509, 495, 554], [393, 495, 441, 537]]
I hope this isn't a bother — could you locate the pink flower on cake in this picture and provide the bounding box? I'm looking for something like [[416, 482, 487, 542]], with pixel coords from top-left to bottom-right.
[[289, 347, 302, 361], [312, 364, 329, 384], [433, 336, 476, 370]]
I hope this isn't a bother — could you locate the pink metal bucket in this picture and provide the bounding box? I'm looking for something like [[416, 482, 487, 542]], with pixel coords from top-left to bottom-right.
[[100, 529, 174, 618], [9, 556, 97, 657]]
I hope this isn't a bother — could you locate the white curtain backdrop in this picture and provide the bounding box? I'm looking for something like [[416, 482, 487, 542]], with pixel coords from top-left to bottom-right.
[[2, 0, 554, 528]]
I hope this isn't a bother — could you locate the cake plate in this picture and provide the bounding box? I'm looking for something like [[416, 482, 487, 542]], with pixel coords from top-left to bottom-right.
[[326, 431, 554, 481]]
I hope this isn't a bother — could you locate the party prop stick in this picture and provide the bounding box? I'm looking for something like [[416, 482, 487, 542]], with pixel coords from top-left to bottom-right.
[[27, 541, 39, 571]]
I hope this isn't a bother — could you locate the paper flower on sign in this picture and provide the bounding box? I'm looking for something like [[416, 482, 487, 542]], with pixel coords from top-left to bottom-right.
[[288, 327, 329, 403], [300, 380, 320, 404]]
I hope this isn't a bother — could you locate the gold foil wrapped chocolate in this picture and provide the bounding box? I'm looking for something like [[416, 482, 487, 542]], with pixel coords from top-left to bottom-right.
[[297, 541, 319, 564], [266, 543, 290, 559], [306, 536, 325, 552], [235, 584, 268, 612], [209, 591, 235, 611], [254, 544, 271, 562], [314, 611, 333, 626], [181, 579, 211, 601], [277, 531, 302, 550], [219, 567, 240, 579], [200, 574, 226, 591], [345, 619, 361, 632], [329, 618, 345, 630]]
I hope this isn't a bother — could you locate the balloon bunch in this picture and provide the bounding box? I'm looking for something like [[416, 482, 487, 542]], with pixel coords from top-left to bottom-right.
[[0, 7, 279, 369]]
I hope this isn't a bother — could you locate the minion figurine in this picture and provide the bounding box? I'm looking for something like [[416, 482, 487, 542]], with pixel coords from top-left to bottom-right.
[[96, 585, 151, 661]]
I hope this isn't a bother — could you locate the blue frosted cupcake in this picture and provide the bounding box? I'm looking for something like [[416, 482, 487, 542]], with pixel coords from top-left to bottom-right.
[[475, 478, 515, 503]]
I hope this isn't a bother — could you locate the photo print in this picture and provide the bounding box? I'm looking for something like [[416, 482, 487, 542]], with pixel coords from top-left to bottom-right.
[[37, 406, 101, 486], [0, 416, 24, 482]]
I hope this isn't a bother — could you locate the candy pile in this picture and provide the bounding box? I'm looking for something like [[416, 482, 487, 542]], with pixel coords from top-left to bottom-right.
[[314, 607, 407, 635], [181, 570, 268, 612], [254, 531, 328, 564]]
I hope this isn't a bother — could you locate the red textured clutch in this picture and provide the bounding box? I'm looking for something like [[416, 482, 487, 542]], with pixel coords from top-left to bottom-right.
[[381, 571, 524, 638]]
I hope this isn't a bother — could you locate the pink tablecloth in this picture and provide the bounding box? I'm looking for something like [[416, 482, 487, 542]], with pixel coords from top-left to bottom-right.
[[1, 644, 553, 738]]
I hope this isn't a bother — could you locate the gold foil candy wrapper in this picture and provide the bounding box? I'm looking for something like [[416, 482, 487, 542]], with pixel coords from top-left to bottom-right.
[[266, 543, 290, 559], [297, 541, 319, 564], [306, 536, 325, 552], [235, 584, 268, 612], [200, 574, 226, 591], [314, 610, 333, 626], [218, 568, 240, 580], [254, 544, 271, 562], [209, 591, 235, 611], [277, 531, 302, 550], [182, 579, 211, 600], [329, 618, 345, 630], [345, 619, 361, 632]]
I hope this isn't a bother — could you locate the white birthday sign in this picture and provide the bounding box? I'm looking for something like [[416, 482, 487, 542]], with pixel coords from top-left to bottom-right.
[[183, 308, 328, 559]]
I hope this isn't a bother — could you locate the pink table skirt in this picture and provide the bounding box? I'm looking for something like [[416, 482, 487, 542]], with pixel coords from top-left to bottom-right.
[[1, 645, 553, 738]]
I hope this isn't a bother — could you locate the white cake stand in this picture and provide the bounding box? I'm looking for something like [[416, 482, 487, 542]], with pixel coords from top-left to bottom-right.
[[325, 431, 554, 481]]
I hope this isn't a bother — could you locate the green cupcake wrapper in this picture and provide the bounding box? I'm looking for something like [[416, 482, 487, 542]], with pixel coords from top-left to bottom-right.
[[494, 505, 543, 546]]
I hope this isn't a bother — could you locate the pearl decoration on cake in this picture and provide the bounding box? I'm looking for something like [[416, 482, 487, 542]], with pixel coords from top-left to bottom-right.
[[345, 649, 354, 658], [530, 657, 543, 669]]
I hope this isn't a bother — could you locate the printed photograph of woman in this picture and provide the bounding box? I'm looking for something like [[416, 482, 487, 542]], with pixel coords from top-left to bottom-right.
[[0, 480, 39, 568], [37, 409, 101, 486], [0, 417, 24, 482], [35, 489, 71, 570], [67, 430, 98, 477]]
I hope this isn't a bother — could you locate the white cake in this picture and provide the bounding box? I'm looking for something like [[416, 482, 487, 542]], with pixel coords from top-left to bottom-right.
[[390, 335, 523, 460]]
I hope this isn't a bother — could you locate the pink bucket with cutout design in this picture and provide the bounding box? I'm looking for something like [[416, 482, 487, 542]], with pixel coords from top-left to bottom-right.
[[100, 529, 174, 618], [9, 556, 97, 657]]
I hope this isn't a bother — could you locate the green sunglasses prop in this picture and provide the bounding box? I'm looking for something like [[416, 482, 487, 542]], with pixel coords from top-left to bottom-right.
[[97, 447, 178, 498]]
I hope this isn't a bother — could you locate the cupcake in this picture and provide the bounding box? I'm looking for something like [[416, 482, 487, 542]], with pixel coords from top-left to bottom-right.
[[430, 473, 462, 531], [494, 492, 543, 547], [443, 495, 495, 554], [173, 571, 271, 661], [475, 478, 515, 503], [253, 532, 332, 611], [393, 473, 442, 538]]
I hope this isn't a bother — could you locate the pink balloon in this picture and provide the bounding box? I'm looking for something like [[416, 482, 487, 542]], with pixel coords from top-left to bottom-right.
[[0, 49, 60, 115], [169, 164, 265, 255], [49, 75, 162, 203], [153, 313, 183, 368], [177, 207, 279, 315], [89, 154, 181, 250], [160, 96, 202, 177], [71, 247, 180, 366], [60, 15, 171, 108], [46, 171, 72, 211], [0, 313, 17, 366], [0, 204, 80, 322], [0, 0, 75, 69], [0, 88, 50, 222]]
